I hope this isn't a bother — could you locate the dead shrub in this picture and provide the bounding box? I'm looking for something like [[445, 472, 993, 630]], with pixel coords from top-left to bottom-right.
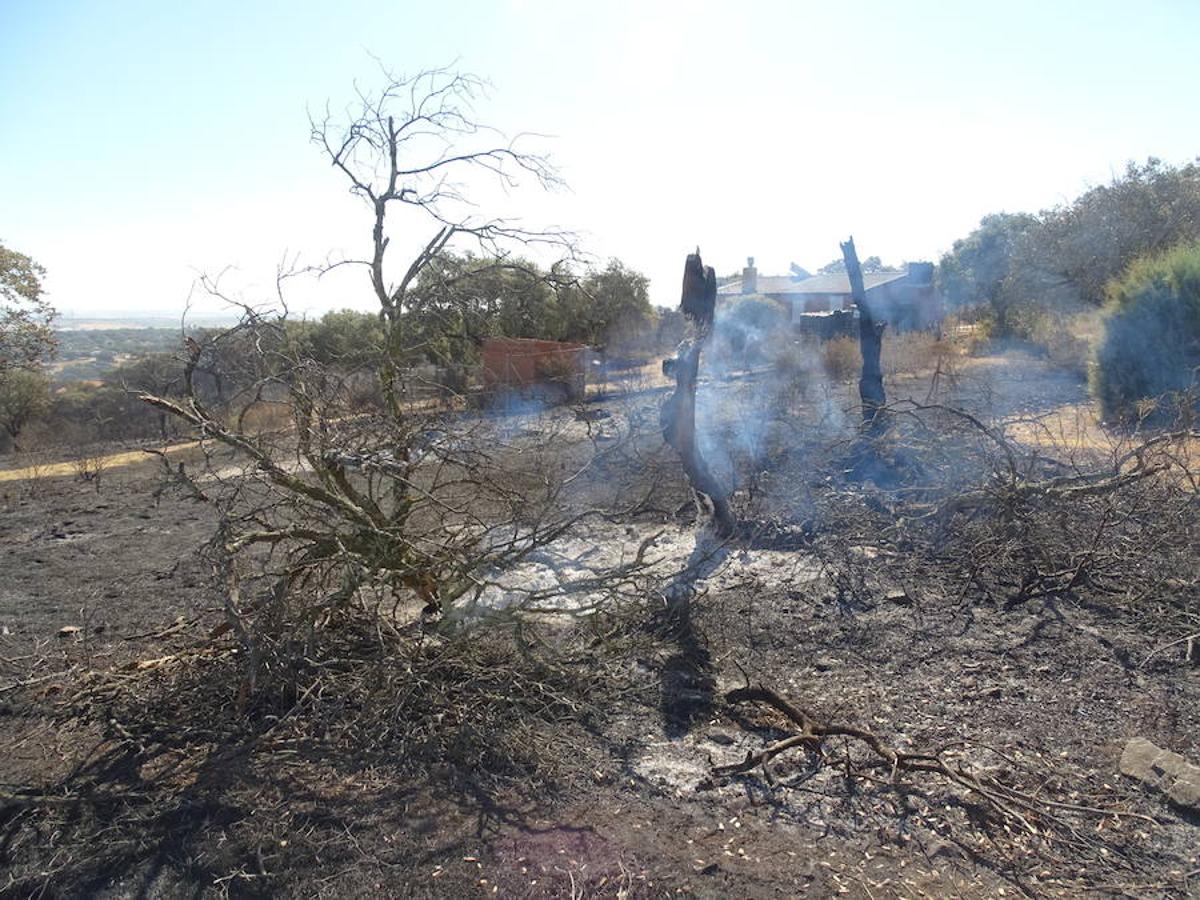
[[821, 335, 861, 382], [12, 450, 52, 498], [1032, 311, 1099, 378], [231, 399, 293, 434], [770, 340, 806, 377], [72, 451, 107, 487], [122, 66, 663, 738], [814, 330, 954, 384], [881, 330, 941, 376], [535, 351, 586, 401]]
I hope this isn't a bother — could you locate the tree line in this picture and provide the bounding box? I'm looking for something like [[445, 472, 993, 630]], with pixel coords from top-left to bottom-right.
[[937, 157, 1200, 421], [938, 157, 1200, 336], [0, 242, 681, 453], [8, 155, 1200, 451]]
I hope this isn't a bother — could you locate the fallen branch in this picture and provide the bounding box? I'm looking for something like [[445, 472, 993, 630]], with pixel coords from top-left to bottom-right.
[[930, 462, 1168, 522], [716, 684, 1159, 840], [1140, 631, 1200, 669], [0, 668, 77, 696]]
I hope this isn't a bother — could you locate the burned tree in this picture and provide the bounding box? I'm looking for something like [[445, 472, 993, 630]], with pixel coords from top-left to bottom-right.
[[136, 66, 637, 702], [661, 249, 736, 536], [841, 236, 887, 430]]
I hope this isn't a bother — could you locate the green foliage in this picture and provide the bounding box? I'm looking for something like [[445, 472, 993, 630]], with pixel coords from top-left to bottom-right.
[[0, 241, 56, 374], [108, 352, 184, 394], [50, 381, 171, 443], [0, 369, 51, 449], [1092, 241, 1200, 423], [313, 309, 385, 367], [0, 242, 56, 450], [1034, 158, 1200, 308], [50, 329, 187, 381], [939, 159, 1200, 341], [286, 310, 386, 369], [561, 258, 653, 350], [0, 248, 657, 451], [400, 254, 554, 365], [937, 213, 1037, 337], [819, 255, 886, 275], [401, 253, 655, 365], [56, 328, 181, 358]]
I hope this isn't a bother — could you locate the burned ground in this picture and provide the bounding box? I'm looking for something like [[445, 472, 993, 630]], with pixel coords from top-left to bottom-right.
[[1, 348, 1199, 898]]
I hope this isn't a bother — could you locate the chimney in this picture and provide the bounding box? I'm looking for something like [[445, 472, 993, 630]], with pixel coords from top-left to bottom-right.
[[907, 261, 934, 285], [741, 256, 758, 295]]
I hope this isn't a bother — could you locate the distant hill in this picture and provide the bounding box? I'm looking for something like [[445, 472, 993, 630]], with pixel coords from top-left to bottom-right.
[[49, 322, 231, 383], [56, 315, 239, 331]]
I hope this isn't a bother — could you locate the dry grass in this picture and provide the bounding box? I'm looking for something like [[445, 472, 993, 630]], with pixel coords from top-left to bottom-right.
[[819, 331, 951, 383], [231, 400, 295, 433], [882, 330, 945, 377], [1031, 310, 1103, 377], [0, 441, 201, 483], [820, 336, 861, 381]]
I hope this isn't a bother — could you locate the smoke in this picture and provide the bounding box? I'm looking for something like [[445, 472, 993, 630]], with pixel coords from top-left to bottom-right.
[[692, 298, 847, 496]]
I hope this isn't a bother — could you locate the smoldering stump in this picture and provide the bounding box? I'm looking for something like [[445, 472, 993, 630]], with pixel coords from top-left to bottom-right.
[[660, 249, 736, 537]]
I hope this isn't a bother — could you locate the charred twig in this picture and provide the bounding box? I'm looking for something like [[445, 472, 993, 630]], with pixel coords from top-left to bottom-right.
[[716, 684, 1159, 839]]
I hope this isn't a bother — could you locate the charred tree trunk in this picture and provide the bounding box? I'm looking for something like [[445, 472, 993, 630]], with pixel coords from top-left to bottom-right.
[[841, 236, 887, 431], [661, 250, 736, 537]]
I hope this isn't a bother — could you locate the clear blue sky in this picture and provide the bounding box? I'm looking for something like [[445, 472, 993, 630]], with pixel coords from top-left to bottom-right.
[[3, 0, 1199, 316]]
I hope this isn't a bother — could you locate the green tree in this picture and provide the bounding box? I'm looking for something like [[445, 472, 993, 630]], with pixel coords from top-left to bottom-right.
[[1031, 158, 1200, 308], [307, 309, 386, 368], [50, 382, 158, 443], [107, 352, 186, 440], [1092, 240, 1200, 423], [403, 254, 567, 364], [402, 254, 653, 359], [0, 243, 56, 451], [819, 255, 886, 275], [1, 242, 55, 373], [109, 352, 183, 394], [0, 369, 51, 451], [942, 158, 1200, 339], [560, 258, 653, 349], [938, 213, 1037, 336]]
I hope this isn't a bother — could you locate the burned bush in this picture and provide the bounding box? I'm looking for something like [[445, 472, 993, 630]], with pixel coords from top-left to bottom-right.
[[132, 67, 653, 720]]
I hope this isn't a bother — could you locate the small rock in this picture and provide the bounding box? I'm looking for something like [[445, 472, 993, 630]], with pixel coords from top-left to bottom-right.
[[884, 588, 912, 605], [1119, 737, 1200, 812], [813, 656, 839, 672], [57, 625, 82, 638], [706, 729, 736, 747]]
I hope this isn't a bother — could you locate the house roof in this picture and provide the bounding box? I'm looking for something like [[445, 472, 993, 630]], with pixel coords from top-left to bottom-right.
[[718, 271, 906, 297]]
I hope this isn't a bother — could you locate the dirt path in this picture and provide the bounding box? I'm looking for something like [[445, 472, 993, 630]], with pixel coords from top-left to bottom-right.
[[0, 440, 200, 483]]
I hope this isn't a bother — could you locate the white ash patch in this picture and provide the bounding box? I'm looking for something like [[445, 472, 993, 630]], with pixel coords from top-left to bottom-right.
[[631, 738, 713, 794], [449, 521, 822, 620]]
